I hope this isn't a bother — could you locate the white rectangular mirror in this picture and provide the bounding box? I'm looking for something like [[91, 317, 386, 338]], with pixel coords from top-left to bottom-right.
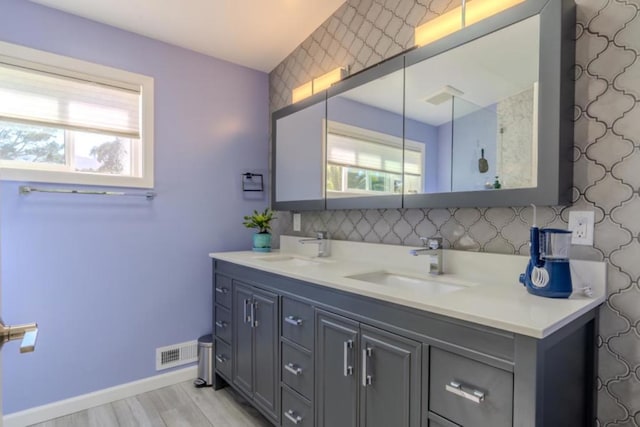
[[274, 99, 326, 209], [404, 15, 540, 195]]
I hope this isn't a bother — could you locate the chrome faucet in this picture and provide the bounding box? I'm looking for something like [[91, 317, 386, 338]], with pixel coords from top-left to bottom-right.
[[299, 231, 330, 257], [410, 237, 443, 275]]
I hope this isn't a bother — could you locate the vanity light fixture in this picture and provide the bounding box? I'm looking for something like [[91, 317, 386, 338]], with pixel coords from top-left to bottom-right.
[[312, 67, 348, 93], [291, 80, 313, 103], [291, 66, 348, 103], [414, 0, 525, 47]]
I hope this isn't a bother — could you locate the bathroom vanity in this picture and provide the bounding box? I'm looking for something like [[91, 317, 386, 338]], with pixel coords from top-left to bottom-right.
[[210, 237, 605, 427]]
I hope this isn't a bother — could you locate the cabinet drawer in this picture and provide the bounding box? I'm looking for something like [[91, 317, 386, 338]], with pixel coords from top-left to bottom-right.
[[214, 339, 232, 380], [429, 347, 513, 427], [282, 386, 312, 427], [282, 297, 314, 350], [215, 306, 232, 344], [282, 341, 313, 399], [428, 419, 460, 427], [427, 412, 460, 427], [214, 275, 232, 309]]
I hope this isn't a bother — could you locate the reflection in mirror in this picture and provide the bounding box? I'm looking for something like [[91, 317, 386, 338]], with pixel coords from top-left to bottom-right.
[[451, 97, 498, 192], [275, 101, 325, 203], [404, 15, 540, 195], [451, 86, 538, 192], [326, 67, 405, 206]]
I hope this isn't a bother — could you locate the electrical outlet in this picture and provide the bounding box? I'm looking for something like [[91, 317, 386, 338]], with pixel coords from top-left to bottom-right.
[[568, 211, 595, 246], [293, 213, 301, 232]]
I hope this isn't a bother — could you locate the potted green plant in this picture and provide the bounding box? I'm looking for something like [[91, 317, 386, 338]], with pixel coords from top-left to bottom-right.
[[243, 208, 276, 252]]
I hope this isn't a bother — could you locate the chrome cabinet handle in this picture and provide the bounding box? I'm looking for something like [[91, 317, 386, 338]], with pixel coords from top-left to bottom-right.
[[251, 302, 258, 328], [284, 409, 303, 424], [445, 381, 485, 403], [215, 354, 227, 363], [215, 287, 228, 294], [361, 347, 372, 387], [215, 320, 227, 328], [284, 362, 303, 376], [343, 340, 353, 376], [243, 299, 250, 324], [284, 315, 303, 326]]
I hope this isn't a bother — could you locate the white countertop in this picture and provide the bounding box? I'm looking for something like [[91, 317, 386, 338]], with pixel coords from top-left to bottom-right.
[[210, 236, 606, 339]]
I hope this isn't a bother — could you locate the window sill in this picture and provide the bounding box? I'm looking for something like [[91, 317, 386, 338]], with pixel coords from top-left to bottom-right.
[[0, 167, 154, 189]]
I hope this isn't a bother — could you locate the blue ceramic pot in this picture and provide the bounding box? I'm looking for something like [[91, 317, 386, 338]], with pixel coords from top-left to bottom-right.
[[253, 233, 272, 252]]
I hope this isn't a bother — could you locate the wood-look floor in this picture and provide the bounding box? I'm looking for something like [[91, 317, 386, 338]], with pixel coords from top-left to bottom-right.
[[30, 381, 273, 427]]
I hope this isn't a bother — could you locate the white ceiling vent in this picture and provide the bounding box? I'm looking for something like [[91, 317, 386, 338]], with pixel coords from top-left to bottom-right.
[[156, 340, 198, 371], [424, 85, 465, 105]]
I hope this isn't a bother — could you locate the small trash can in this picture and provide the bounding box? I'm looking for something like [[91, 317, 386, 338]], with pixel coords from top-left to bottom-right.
[[194, 334, 213, 387]]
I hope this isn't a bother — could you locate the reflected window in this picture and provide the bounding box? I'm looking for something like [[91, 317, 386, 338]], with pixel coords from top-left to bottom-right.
[[326, 121, 424, 196]]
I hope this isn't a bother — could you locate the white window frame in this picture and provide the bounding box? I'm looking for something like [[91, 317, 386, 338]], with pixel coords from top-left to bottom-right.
[[0, 41, 154, 188]]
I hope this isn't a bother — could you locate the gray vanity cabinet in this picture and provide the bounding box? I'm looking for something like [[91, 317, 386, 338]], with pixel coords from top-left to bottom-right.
[[359, 325, 421, 427], [213, 274, 233, 383], [232, 281, 280, 423], [212, 259, 599, 427], [428, 347, 513, 427], [316, 311, 359, 427], [316, 310, 421, 427]]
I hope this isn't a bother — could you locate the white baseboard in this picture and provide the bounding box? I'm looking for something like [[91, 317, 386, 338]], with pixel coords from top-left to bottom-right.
[[3, 366, 197, 427]]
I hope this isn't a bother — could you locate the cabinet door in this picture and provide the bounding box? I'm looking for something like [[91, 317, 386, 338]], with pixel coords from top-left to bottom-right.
[[316, 310, 359, 427], [252, 288, 279, 421], [232, 281, 253, 396], [359, 324, 421, 427]]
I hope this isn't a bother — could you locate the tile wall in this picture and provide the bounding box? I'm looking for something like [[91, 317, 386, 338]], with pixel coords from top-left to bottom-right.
[[269, 0, 640, 424]]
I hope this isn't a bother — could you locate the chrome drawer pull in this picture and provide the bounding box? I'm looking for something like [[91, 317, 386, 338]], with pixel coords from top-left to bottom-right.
[[445, 381, 485, 403], [215, 320, 227, 328], [284, 362, 303, 376], [215, 287, 228, 294], [243, 299, 250, 323], [215, 354, 227, 363], [251, 302, 258, 328], [284, 409, 303, 424], [343, 340, 353, 376], [285, 316, 303, 326], [361, 347, 372, 387]]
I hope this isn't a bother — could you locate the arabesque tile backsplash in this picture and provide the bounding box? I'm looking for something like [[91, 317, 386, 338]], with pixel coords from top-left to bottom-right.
[[269, 0, 640, 424]]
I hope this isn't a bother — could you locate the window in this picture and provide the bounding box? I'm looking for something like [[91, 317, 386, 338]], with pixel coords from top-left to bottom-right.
[[0, 41, 154, 188], [326, 121, 424, 196]]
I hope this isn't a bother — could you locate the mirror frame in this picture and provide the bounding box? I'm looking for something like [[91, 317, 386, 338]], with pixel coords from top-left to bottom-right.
[[271, 0, 575, 211]]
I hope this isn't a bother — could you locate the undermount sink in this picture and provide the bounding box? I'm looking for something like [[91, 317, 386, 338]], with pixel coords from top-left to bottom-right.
[[256, 255, 322, 267], [346, 271, 469, 296]]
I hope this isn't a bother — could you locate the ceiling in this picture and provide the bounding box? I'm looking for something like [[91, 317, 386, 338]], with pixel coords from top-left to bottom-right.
[[342, 15, 540, 126], [29, 0, 346, 72]]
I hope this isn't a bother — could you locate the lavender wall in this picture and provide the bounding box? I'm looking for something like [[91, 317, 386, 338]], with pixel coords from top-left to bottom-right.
[[0, 0, 268, 414]]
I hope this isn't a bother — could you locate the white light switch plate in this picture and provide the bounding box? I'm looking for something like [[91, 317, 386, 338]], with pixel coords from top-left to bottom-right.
[[568, 211, 595, 246], [293, 213, 301, 232]]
